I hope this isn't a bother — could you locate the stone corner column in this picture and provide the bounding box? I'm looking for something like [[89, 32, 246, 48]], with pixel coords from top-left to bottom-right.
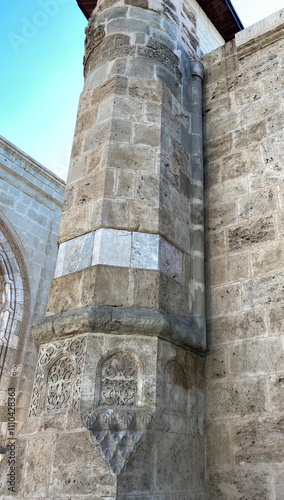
[[2, 1, 207, 498]]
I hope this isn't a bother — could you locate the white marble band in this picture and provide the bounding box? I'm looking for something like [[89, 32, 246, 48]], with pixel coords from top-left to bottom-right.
[[54, 229, 183, 283]]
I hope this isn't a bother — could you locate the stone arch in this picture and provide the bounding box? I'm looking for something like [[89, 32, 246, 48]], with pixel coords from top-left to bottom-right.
[[164, 359, 188, 389], [0, 214, 30, 378], [0, 213, 31, 458]]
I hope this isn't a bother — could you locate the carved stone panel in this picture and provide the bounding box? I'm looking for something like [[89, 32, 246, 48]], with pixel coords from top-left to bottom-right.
[[82, 349, 152, 475], [83, 408, 152, 475], [29, 336, 86, 417], [100, 352, 138, 406], [46, 356, 76, 411]]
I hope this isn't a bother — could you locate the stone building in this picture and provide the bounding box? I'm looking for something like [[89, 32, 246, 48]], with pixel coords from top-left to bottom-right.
[[0, 0, 284, 498], [0, 136, 65, 459]]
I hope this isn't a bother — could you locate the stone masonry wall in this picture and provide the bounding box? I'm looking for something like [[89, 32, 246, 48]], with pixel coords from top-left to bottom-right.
[[202, 10, 284, 499], [0, 136, 65, 458]]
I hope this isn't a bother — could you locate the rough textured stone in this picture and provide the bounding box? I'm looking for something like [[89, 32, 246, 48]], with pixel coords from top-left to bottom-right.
[[228, 216, 275, 251]]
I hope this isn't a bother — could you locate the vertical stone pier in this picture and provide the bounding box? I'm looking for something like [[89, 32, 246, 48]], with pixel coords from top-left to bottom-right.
[[6, 1, 207, 498]]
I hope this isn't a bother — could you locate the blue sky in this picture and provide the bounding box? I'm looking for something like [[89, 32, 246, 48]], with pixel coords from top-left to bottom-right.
[[0, 0, 283, 180]]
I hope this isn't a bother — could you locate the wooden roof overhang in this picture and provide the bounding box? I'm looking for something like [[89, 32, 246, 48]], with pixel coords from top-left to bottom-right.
[[76, 0, 243, 41]]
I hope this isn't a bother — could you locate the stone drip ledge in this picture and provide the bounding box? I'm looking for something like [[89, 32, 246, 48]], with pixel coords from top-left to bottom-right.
[[55, 229, 184, 284], [235, 8, 284, 58], [32, 305, 206, 354]]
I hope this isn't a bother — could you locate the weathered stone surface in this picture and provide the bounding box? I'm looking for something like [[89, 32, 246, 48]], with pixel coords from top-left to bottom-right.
[[208, 309, 267, 344], [23, 434, 56, 497], [205, 345, 227, 380], [207, 283, 241, 318], [229, 337, 284, 376], [207, 469, 271, 500], [50, 430, 116, 496], [131, 232, 159, 270], [203, 12, 284, 497], [234, 416, 284, 464], [206, 422, 232, 468], [243, 273, 284, 309], [228, 216, 275, 251], [238, 188, 278, 220], [93, 228, 132, 267], [206, 378, 266, 419]]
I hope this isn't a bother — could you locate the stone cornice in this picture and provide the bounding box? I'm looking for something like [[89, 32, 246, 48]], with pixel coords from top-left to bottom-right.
[[32, 305, 206, 355]]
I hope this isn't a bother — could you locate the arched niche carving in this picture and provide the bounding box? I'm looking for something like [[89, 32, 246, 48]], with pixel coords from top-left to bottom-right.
[[164, 359, 188, 389]]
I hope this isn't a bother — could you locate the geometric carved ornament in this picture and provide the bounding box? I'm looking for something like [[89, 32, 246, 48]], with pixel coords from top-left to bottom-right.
[[83, 351, 152, 475]]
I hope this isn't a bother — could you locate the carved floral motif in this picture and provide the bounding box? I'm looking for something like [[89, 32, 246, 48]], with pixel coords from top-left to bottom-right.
[[29, 336, 86, 417], [100, 352, 138, 406], [46, 356, 76, 410]]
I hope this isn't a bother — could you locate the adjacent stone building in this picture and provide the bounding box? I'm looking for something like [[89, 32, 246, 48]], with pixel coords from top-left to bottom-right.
[[0, 136, 65, 460], [0, 0, 284, 498]]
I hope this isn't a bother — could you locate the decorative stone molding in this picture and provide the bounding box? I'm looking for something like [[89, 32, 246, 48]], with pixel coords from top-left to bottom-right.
[[29, 336, 86, 416], [32, 305, 206, 353]]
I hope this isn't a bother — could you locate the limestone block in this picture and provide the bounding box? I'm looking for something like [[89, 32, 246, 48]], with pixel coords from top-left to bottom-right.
[[268, 374, 284, 411], [205, 229, 226, 258], [206, 378, 266, 419], [269, 306, 284, 335], [208, 309, 267, 345], [251, 241, 284, 276], [116, 170, 136, 199], [273, 469, 284, 500], [234, 416, 284, 464], [243, 272, 284, 309], [82, 265, 132, 308], [207, 469, 271, 500], [58, 203, 93, 244], [136, 174, 159, 201], [22, 434, 56, 497], [63, 232, 94, 275], [239, 188, 278, 220], [222, 145, 262, 181], [205, 201, 237, 230], [107, 143, 155, 174], [131, 232, 159, 270], [206, 251, 249, 287], [228, 215, 275, 251], [204, 134, 233, 163], [128, 200, 159, 233], [233, 120, 266, 150], [207, 283, 241, 318], [229, 337, 284, 376], [50, 430, 116, 496], [206, 177, 248, 207], [101, 199, 129, 229], [46, 272, 83, 316], [159, 237, 183, 283], [205, 345, 227, 379], [206, 422, 232, 469], [133, 268, 160, 309], [113, 96, 143, 121], [93, 228, 132, 267]]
